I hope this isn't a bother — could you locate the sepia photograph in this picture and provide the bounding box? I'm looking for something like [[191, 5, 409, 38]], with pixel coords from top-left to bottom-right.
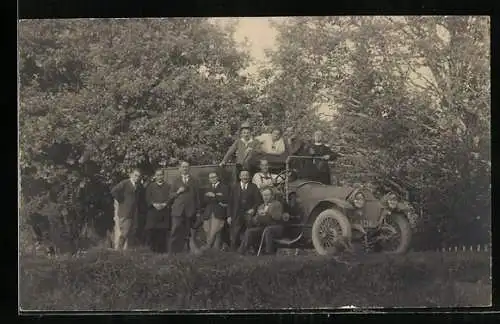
[[18, 16, 491, 311]]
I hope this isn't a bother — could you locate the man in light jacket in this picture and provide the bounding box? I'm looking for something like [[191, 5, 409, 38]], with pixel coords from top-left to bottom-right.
[[110, 168, 142, 251], [254, 127, 286, 155], [219, 121, 260, 182]]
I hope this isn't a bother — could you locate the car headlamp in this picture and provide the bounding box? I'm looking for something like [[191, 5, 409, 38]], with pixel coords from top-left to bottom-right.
[[353, 192, 365, 209], [386, 193, 398, 209]]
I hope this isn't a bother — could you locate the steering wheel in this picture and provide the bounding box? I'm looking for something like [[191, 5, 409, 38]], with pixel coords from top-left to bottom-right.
[[274, 168, 298, 192]]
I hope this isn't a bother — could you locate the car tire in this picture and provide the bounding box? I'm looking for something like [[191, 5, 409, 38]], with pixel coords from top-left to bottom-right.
[[378, 213, 412, 254], [311, 208, 352, 256]]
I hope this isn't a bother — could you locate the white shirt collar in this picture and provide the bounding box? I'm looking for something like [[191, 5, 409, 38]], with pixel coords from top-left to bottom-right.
[[241, 137, 253, 145], [314, 142, 323, 146]]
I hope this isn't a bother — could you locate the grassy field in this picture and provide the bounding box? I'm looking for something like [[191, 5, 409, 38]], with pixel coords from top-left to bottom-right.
[[19, 249, 491, 311]]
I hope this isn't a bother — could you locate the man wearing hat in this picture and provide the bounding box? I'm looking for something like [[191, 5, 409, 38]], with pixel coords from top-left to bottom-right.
[[219, 121, 260, 182]]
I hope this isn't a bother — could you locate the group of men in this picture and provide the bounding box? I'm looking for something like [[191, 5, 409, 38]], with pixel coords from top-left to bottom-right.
[[110, 122, 338, 255]]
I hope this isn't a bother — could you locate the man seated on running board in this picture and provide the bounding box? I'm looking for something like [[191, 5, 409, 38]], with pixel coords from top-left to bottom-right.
[[238, 186, 285, 255]]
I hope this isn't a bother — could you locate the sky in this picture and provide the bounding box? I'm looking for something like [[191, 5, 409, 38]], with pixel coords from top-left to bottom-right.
[[218, 17, 333, 117], [211, 17, 284, 72], [211, 17, 445, 118]]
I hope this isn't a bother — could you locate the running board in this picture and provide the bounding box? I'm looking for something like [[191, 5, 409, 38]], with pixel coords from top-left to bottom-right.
[[274, 232, 304, 246]]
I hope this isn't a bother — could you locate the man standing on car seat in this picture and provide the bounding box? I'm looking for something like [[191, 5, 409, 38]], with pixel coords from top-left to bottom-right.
[[219, 121, 260, 182], [254, 126, 286, 156], [306, 130, 339, 185]]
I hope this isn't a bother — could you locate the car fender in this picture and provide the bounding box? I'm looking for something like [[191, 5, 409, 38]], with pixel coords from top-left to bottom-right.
[[306, 198, 355, 224], [320, 198, 355, 210]]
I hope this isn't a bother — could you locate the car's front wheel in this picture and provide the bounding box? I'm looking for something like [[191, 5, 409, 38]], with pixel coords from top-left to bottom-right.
[[311, 209, 352, 256], [375, 213, 412, 254]]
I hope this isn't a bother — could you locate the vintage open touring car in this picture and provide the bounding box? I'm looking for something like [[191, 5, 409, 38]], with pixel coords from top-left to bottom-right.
[[163, 153, 418, 256]]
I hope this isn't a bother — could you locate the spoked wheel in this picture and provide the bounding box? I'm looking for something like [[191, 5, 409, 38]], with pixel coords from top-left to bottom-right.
[[311, 209, 352, 256], [375, 213, 411, 254]]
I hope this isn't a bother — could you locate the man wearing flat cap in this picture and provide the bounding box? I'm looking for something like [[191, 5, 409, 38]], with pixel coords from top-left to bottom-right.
[[219, 121, 260, 182]]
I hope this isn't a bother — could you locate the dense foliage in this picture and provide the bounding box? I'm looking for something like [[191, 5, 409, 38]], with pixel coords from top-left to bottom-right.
[[19, 17, 490, 252], [262, 16, 490, 248], [19, 19, 268, 251]]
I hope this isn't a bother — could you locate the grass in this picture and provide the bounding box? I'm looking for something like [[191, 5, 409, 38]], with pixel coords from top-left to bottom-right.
[[19, 249, 491, 311]]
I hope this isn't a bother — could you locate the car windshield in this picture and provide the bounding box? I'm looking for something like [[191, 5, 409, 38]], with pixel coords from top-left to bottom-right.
[[249, 155, 329, 186]]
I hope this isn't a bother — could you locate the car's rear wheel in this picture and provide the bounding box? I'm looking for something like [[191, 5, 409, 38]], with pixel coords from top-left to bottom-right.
[[311, 209, 352, 256], [375, 213, 411, 254]]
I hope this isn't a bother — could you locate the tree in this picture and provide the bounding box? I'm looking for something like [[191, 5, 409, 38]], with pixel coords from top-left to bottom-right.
[[19, 18, 260, 251], [264, 16, 490, 248]]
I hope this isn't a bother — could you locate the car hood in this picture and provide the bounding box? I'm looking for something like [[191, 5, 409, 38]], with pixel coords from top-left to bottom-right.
[[294, 182, 356, 201], [289, 181, 357, 216], [288, 180, 385, 226]]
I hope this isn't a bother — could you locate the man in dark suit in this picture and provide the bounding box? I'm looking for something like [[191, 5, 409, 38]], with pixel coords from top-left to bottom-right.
[[228, 169, 263, 251], [304, 130, 340, 185], [168, 161, 201, 254], [110, 168, 142, 251], [238, 186, 285, 255], [201, 172, 229, 251], [144, 169, 172, 253]]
